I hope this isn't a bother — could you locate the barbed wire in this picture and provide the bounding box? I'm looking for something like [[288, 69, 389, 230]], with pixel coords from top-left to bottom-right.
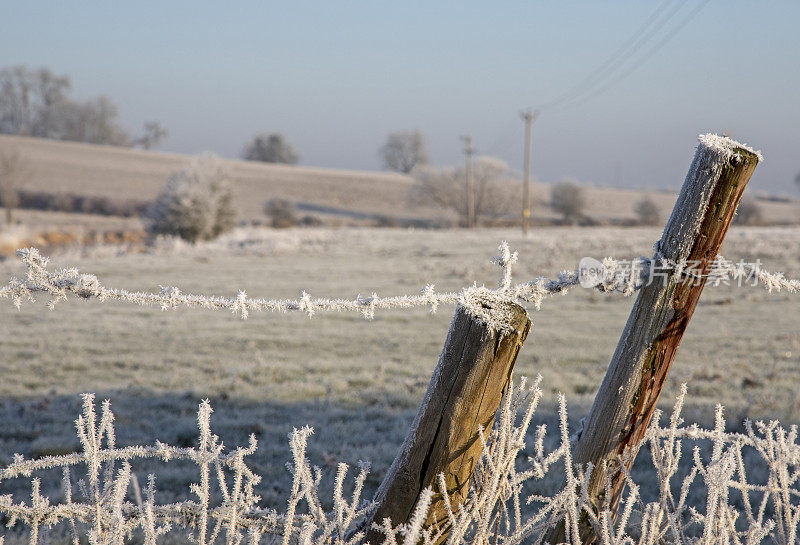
[[1, 243, 800, 544], [1, 244, 797, 332]]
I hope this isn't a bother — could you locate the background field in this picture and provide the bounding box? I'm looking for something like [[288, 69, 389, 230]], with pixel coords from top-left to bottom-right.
[[3, 134, 799, 230], [1, 226, 798, 512]]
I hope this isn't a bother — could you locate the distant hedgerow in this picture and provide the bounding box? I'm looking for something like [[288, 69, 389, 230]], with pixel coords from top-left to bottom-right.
[[147, 153, 237, 243]]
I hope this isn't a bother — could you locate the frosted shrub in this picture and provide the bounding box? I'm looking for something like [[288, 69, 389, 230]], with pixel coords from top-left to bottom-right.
[[147, 154, 237, 243]]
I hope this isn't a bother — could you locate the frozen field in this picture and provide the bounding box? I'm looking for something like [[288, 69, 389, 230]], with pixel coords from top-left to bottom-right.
[[0, 226, 798, 512]]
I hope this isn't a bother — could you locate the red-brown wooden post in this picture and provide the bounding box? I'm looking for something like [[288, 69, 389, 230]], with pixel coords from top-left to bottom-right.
[[554, 134, 760, 544]]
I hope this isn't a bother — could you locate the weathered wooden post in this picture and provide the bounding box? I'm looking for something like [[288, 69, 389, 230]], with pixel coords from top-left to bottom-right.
[[552, 134, 761, 544], [362, 294, 530, 544]]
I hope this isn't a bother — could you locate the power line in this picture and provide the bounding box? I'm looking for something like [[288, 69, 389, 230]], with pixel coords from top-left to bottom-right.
[[556, 0, 712, 110], [483, 115, 520, 156], [481, 0, 709, 172], [537, 0, 709, 113], [484, 1, 687, 157], [538, 0, 682, 111]]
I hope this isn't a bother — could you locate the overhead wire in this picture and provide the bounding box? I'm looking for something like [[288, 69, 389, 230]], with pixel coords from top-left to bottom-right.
[[552, 0, 712, 111], [482, 0, 691, 157], [537, 0, 687, 112]]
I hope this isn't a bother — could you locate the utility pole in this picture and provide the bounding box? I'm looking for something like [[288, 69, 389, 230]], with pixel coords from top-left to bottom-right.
[[520, 109, 538, 235], [461, 135, 474, 228]]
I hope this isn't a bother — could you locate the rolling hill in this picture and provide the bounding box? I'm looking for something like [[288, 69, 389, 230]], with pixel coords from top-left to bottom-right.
[[1, 134, 797, 228]]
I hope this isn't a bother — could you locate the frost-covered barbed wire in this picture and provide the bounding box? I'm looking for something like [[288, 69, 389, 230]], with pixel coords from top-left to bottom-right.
[[3, 244, 796, 332], [0, 243, 604, 336], [2, 380, 800, 545], [697, 255, 800, 294]]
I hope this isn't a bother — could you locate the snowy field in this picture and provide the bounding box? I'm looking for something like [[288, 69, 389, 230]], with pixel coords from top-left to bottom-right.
[[0, 226, 798, 514]]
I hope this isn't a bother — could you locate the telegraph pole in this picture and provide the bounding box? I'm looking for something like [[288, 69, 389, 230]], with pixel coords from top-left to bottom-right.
[[461, 135, 474, 228], [520, 109, 538, 235]]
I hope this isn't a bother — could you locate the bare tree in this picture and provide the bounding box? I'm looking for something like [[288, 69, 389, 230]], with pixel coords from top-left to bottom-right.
[[0, 66, 38, 135], [410, 156, 519, 225], [1, 66, 74, 138], [58, 95, 129, 146], [0, 149, 26, 224], [242, 133, 299, 164], [379, 130, 430, 174], [551, 179, 586, 224], [134, 121, 167, 150], [633, 196, 660, 226], [0, 65, 132, 146], [29, 68, 71, 138]]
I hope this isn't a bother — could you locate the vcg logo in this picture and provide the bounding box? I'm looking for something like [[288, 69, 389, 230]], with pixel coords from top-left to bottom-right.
[[578, 257, 605, 288]]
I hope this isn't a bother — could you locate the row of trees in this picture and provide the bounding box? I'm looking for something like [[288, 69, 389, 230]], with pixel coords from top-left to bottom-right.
[[238, 129, 430, 172], [225, 130, 800, 229], [2, 64, 794, 231], [410, 166, 669, 227], [0, 147, 779, 234], [5, 64, 799, 208], [0, 65, 166, 148]]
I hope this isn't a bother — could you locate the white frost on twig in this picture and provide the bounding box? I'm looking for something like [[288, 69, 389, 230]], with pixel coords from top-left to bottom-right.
[[3, 381, 800, 545]]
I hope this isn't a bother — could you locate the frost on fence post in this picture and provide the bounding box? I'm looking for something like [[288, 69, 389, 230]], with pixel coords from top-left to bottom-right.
[[560, 134, 762, 545], [361, 290, 530, 545]]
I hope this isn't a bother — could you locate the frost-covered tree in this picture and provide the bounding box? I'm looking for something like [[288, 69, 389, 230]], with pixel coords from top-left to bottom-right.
[[147, 154, 237, 242], [134, 120, 167, 150], [242, 133, 299, 164], [0, 66, 131, 146], [57, 95, 130, 146], [551, 179, 586, 224], [410, 156, 519, 225], [379, 129, 430, 173], [633, 196, 660, 226], [0, 66, 70, 136]]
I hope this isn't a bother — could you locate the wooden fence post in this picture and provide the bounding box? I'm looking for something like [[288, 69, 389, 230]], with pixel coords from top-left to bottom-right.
[[362, 297, 530, 544], [556, 135, 760, 544]]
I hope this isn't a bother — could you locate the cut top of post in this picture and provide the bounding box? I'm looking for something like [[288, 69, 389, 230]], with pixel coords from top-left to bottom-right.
[[657, 133, 762, 262], [697, 133, 763, 162]]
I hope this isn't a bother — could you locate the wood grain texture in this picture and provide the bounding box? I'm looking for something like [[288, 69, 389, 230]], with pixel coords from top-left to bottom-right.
[[363, 301, 530, 544], [563, 139, 760, 544]]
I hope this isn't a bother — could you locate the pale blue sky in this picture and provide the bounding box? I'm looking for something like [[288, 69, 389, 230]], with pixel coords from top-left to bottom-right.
[[2, 1, 799, 195]]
